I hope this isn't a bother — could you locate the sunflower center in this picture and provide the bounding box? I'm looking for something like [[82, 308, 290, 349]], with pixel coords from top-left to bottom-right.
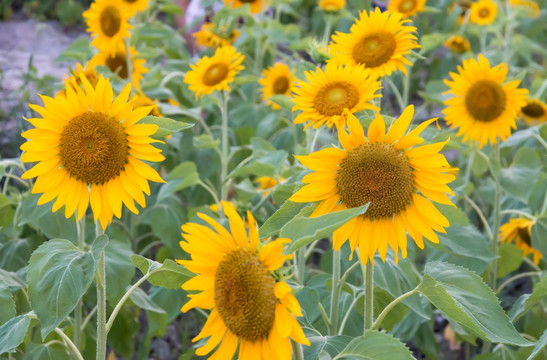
[[202, 63, 229, 86], [337, 142, 415, 219], [399, 0, 417, 12], [214, 249, 276, 342], [239, 0, 256, 3], [124, 0, 137, 3], [521, 103, 544, 118], [60, 111, 128, 184], [479, 8, 490, 18], [517, 227, 532, 246], [352, 31, 397, 68], [100, 6, 121, 38], [465, 80, 506, 122], [273, 76, 290, 94], [314, 81, 360, 116], [105, 53, 128, 79]]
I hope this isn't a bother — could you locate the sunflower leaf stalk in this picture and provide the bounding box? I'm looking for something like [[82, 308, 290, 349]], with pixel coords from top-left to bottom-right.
[[363, 261, 374, 332]]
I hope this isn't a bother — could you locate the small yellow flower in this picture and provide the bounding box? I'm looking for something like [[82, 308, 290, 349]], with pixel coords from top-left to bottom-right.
[[500, 218, 542, 265], [224, 0, 268, 13], [256, 176, 285, 197], [259, 63, 297, 110], [90, 46, 148, 90], [443, 35, 471, 54], [83, 0, 131, 55], [387, 0, 427, 18], [469, 0, 497, 25], [509, 0, 540, 18], [120, 0, 149, 16], [318, 0, 346, 12], [519, 99, 547, 124], [193, 23, 240, 49]]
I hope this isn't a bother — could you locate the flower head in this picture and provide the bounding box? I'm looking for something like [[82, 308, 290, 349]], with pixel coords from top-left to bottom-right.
[[193, 23, 240, 49], [259, 63, 297, 110], [90, 46, 148, 90], [120, 0, 149, 16], [519, 99, 547, 124], [443, 35, 471, 54], [500, 218, 542, 265], [83, 0, 131, 55], [469, 0, 497, 25], [318, 0, 346, 12], [387, 0, 427, 18], [224, 0, 268, 13]]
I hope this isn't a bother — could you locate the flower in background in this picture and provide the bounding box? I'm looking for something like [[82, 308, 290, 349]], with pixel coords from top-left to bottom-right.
[[500, 218, 542, 265], [120, 0, 149, 16], [20, 75, 165, 230], [443, 35, 471, 54], [83, 0, 131, 55], [256, 176, 285, 198], [177, 201, 310, 359], [132, 93, 162, 117], [328, 8, 420, 79], [184, 46, 245, 99], [519, 99, 547, 124], [290, 106, 456, 264], [90, 46, 148, 90], [469, 0, 497, 25], [292, 63, 381, 129], [448, 0, 472, 24], [56, 62, 100, 97], [387, 0, 427, 18], [318, 0, 346, 12], [193, 23, 240, 49], [509, 0, 540, 18], [442, 54, 528, 148], [224, 0, 268, 14], [259, 63, 297, 110]]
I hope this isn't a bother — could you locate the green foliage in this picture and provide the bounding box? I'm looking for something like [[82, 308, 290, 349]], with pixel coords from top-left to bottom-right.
[[333, 330, 415, 359]]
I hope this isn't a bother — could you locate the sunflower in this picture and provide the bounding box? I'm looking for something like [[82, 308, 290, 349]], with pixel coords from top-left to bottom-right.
[[184, 46, 245, 99], [193, 23, 240, 49], [257, 176, 285, 198], [442, 54, 528, 148], [90, 46, 148, 90], [20, 75, 165, 230], [131, 92, 162, 117], [448, 0, 472, 24], [83, 0, 131, 55], [443, 35, 471, 54], [290, 106, 456, 264], [387, 0, 426, 18], [291, 63, 381, 129], [469, 0, 497, 25], [510, 0, 540, 18], [318, 0, 346, 12], [520, 99, 547, 124], [328, 8, 420, 79], [176, 201, 310, 359], [120, 0, 149, 16], [259, 63, 297, 110], [56, 63, 100, 98], [500, 218, 542, 265], [224, 0, 268, 14]]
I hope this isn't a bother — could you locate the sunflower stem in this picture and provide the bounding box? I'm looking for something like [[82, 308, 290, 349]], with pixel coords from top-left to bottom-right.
[[363, 261, 374, 332], [489, 143, 502, 293], [73, 216, 86, 349], [322, 14, 333, 43], [385, 77, 405, 113], [124, 38, 133, 94], [328, 250, 341, 335], [54, 328, 85, 360], [219, 91, 230, 202], [371, 287, 419, 330], [402, 66, 411, 109], [95, 222, 107, 360], [292, 340, 304, 360], [296, 247, 306, 284]]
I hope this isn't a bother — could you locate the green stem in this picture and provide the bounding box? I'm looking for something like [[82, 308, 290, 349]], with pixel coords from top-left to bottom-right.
[[499, 209, 535, 220], [385, 78, 405, 112], [463, 195, 493, 241], [73, 215, 86, 348], [402, 66, 411, 108], [198, 180, 220, 205], [296, 247, 306, 284], [322, 14, 333, 43], [124, 38, 134, 92], [363, 261, 374, 332], [496, 271, 542, 295], [328, 250, 341, 335], [95, 222, 106, 360], [489, 144, 502, 293], [54, 328, 85, 360], [371, 287, 419, 330], [292, 340, 304, 360], [339, 294, 362, 335], [219, 91, 230, 202]]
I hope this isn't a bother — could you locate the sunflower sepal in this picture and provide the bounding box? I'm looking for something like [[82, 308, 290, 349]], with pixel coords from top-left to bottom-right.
[[137, 116, 194, 139]]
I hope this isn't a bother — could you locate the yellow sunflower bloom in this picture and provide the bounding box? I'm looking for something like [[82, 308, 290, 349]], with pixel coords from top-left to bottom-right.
[[520, 99, 547, 124], [259, 63, 297, 110], [290, 106, 456, 264], [257, 176, 285, 198], [500, 218, 542, 265], [443, 35, 471, 54], [120, 0, 149, 16], [442, 54, 528, 148], [291, 63, 381, 129], [90, 46, 148, 90], [328, 8, 420, 79], [469, 0, 497, 25], [131, 93, 162, 117], [387, 0, 427, 18], [193, 23, 240, 49], [176, 201, 310, 359], [56, 62, 100, 98], [20, 75, 165, 230], [510, 0, 540, 18], [184, 46, 245, 99], [83, 0, 131, 55], [224, 0, 268, 13], [318, 0, 346, 12]]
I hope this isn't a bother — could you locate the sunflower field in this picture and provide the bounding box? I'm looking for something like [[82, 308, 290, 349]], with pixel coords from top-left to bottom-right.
[[0, 0, 546, 359]]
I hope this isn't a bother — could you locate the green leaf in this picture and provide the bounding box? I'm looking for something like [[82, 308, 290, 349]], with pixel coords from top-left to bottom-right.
[[26, 343, 71, 359], [27, 235, 108, 338], [283, 204, 369, 252], [499, 147, 542, 202], [55, 36, 92, 62], [193, 134, 220, 149], [109, 307, 139, 359], [528, 173, 547, 214], [531, 216, 547, 261], [418, 262, 532, 346], [269, 94, 295, 110], [158, 3, 184, 14], [302, 328, 352, 360], [129, 288, 166, 313], [157, 162, 200, 203], [131, 254, 162, 275], [497, 243, 524, 278], [0, 284, 15, 326], [511, 275, 547, 322], [148, 259, 193, 289], [137, 116, 194, 139], [105, 241, 135, 303], [0, 315, 31, 354], [259, 200, 308, 239], [334, 330, 415, 359], [527, 328, 547, 360]]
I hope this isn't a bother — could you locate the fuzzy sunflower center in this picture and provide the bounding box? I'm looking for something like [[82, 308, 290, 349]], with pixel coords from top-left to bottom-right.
[[100, 6, 121, 38], [314, 81, 359, 116], [214, 249, 276, 342], [479, 8, 490, 18], [521, 103, 544, 118], [239, 0, 257, 3], [106, 53, 128, 79], [517, 227, 532, 246], [202, 63, 229, 86], [337, 142, 415, 219], [399, 0, 417, 12], [465, 80, 506, 122], [60, 111, 128, 184], [273, 76, 290, 94], [124, 0, 137, 3], [352, 31, 397, 68]]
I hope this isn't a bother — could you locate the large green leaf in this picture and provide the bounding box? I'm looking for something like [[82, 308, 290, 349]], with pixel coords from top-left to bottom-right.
[[131, 256, 192, 289], [282, 204, 369, 252], [25, 343, 71, 360], [137, 116, 194, 139], [531, 216, 547, 261], [527, 328, 547, 360], [509, 275, 547, 322], [0, 315, 31, 354], [27, 235, 108, 338], [499, 147, 542, 202], [333, 330, 415, 359], [0, 284, 15, 326], [302, 327, 352, 360], [105, 241, 135, 303], [497, 243, 524, 278], [129, 288, 166, 313], [259, 200, 308, 239], [418, 262, 532, 346]]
